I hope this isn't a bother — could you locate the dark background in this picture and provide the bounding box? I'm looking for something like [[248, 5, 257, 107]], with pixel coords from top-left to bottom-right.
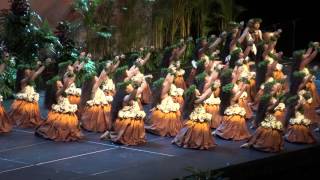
[[237, 0, 319, 60]]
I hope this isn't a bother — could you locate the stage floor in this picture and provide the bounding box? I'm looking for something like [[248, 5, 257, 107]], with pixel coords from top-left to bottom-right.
[[1, 97, 320, 180]]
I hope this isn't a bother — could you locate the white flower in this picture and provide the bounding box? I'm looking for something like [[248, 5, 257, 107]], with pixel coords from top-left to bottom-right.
[[52, 97, 77, 113], [204, 93, 221, 105], [65, 83, 81, 96], [302, 68, 310, 76], [87, 88, 112, 106], [157, 96, 180, 113], [274, 103, 285, 111], [289, 112, 311, 126], [175, 69, 185, 76], [0, 95, 3, 102], [224, 104, 246, 117], [276, 63, 283, 71], [169, 84, 184, 97], [190, 105, 212, 123], [15, 86, 40, 102], [118, 101, 145, 119], [260, 114, 283, 130], [239, 92, 248, 99], [102, 78, 115, 92]]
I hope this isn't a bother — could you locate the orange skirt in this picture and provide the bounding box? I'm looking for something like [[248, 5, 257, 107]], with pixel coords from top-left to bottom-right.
[[9, 99, 42, 128], [204, 104, 222, 128], [303, 103, 320, 124], [81, 104, 112, 132], [306, 82, 320, 108], [215, 115, 251, 141], [274, 110, 286, 125], [110, 118, 146, 145], [174, 76, 187, 90], [35, 111, 84, 142], [68, 95, 81, 106], [147, 110, 182, 137], [0, 104, 12, 133], [173, 96, 184, 113], [172, 120, 216, 150], [239, 98, 253, 119], [285, 124, 316, 144], [247, 127, 284, 152], [249, 79, 256, 100]]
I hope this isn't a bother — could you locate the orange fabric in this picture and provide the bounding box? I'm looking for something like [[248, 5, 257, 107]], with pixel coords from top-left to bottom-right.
[[239, 98, 253, 119], [274, 110, 286, 125], [249, 79, 256, 99], [110, 118, 146, 145], [174, 76, 187, 90], [285, 124, 316, 144], [273, 70, 284, 81], [81, 104, 112, 132], [68, 95, 81, 105], [147, 110, 182, 137], [173, 95, 184, 113], [36, 111, 84, 142], [215, 115, 251, 141], [306, 82, 320, 108], [9, 99, 42, 128], [204, 104, 222, 128], [0, 104, 12, 133], [172, 120, 216, 150], [303, 103, 320, 124], [247, 127, 284, 152]]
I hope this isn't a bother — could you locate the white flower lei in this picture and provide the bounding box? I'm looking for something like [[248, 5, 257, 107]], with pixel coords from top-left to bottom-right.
[[118, 101, 146, 119], [175, 69, 185, 76], [260, 114, 283, 130], [157, 96, 180, 113], [15, 85, 39, 102], [87, 88, 113, 106], [239, 91, 248, 99], [0, 95, 3, 102], [224, 104, 246, 117], [298, 90, 313, 104], [289, 112, 311, 126], [51, 97, 77, 114], [65, 83, 81, 96], [102, 78, 115, 92], [204, 93, 221, 105], [189, 105, 212, 123], [169, 84, 184, 97], [274, 103, 285, 111]]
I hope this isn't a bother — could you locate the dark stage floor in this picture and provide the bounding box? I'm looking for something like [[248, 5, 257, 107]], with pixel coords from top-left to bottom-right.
[[1, 95, 320, 180]]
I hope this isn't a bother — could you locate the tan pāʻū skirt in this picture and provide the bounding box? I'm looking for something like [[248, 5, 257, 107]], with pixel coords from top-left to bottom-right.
[[146, 110, 182, 137], [9, 99, 42, 128], [0, 104, 12, 133], [285, 124, 316, 144], [35, 111, 84, 142], [246, 127, 284, 153], [215, 115, 251, 141], [80, 104, 112, 132], [172, 120, 216, 150], [110, 118, 146, 145]]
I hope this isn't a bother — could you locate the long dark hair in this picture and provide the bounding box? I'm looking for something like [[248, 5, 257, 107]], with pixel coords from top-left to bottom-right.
[[183, 85, 197, 119], [80, 75, 95, 110], [151, 77, 165, 108], [255, 94, 271, 126], [44, 76, 61, 109], [255, 60, 268, 92], [219, 68, 233, 115]]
